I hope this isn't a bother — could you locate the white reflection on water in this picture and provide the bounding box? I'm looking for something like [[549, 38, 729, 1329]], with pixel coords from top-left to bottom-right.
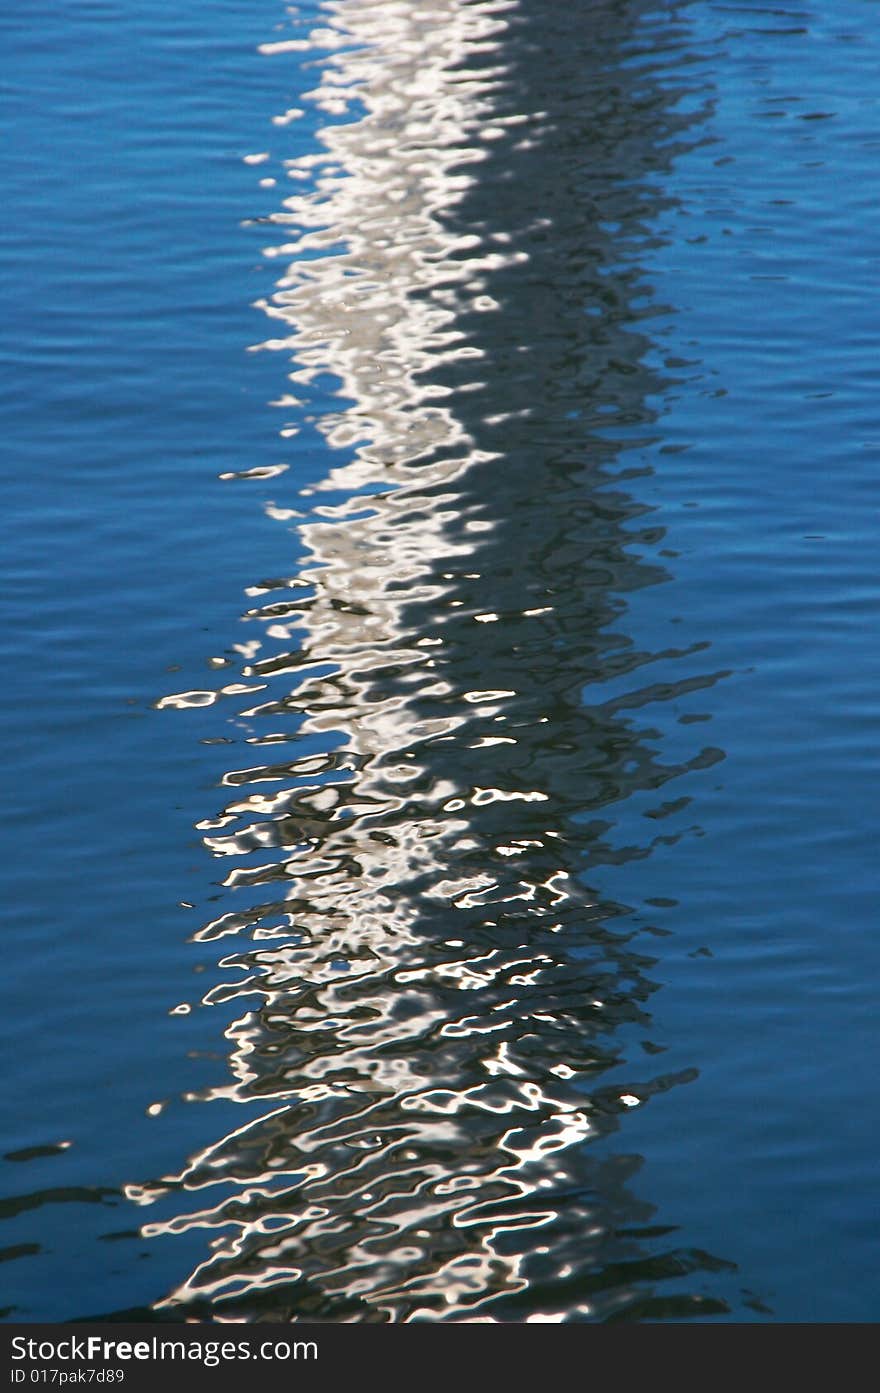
[[136, 0, 733, 1322]]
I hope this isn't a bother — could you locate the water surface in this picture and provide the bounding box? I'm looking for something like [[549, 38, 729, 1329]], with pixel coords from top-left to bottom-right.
[[3, 0, 880, 1323]]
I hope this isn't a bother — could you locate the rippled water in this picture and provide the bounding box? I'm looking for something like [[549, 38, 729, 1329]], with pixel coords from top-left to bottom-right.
[[5, 0, 880, 1322]]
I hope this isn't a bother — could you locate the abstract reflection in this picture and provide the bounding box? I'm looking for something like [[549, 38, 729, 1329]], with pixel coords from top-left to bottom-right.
[[139, 0, 735, 1321]]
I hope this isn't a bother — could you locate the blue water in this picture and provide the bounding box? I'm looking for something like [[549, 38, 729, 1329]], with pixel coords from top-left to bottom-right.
[[3, 0, 880, 1322]]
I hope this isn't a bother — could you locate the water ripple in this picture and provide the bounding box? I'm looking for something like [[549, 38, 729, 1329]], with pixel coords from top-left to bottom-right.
[[143, 0, 734, 1321]]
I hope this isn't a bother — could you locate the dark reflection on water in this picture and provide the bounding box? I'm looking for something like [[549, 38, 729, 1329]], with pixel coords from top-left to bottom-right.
[[140, 0, 736, 1320]]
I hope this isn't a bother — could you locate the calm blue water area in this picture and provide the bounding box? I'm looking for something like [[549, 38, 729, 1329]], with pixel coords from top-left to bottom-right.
[[595, 6, 880, 1321], [3, 0, 880, 1322], [1, 0, 322, 1317]]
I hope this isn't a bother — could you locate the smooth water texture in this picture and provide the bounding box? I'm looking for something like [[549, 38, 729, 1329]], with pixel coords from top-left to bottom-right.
[[4, 0, 880, 1322]]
